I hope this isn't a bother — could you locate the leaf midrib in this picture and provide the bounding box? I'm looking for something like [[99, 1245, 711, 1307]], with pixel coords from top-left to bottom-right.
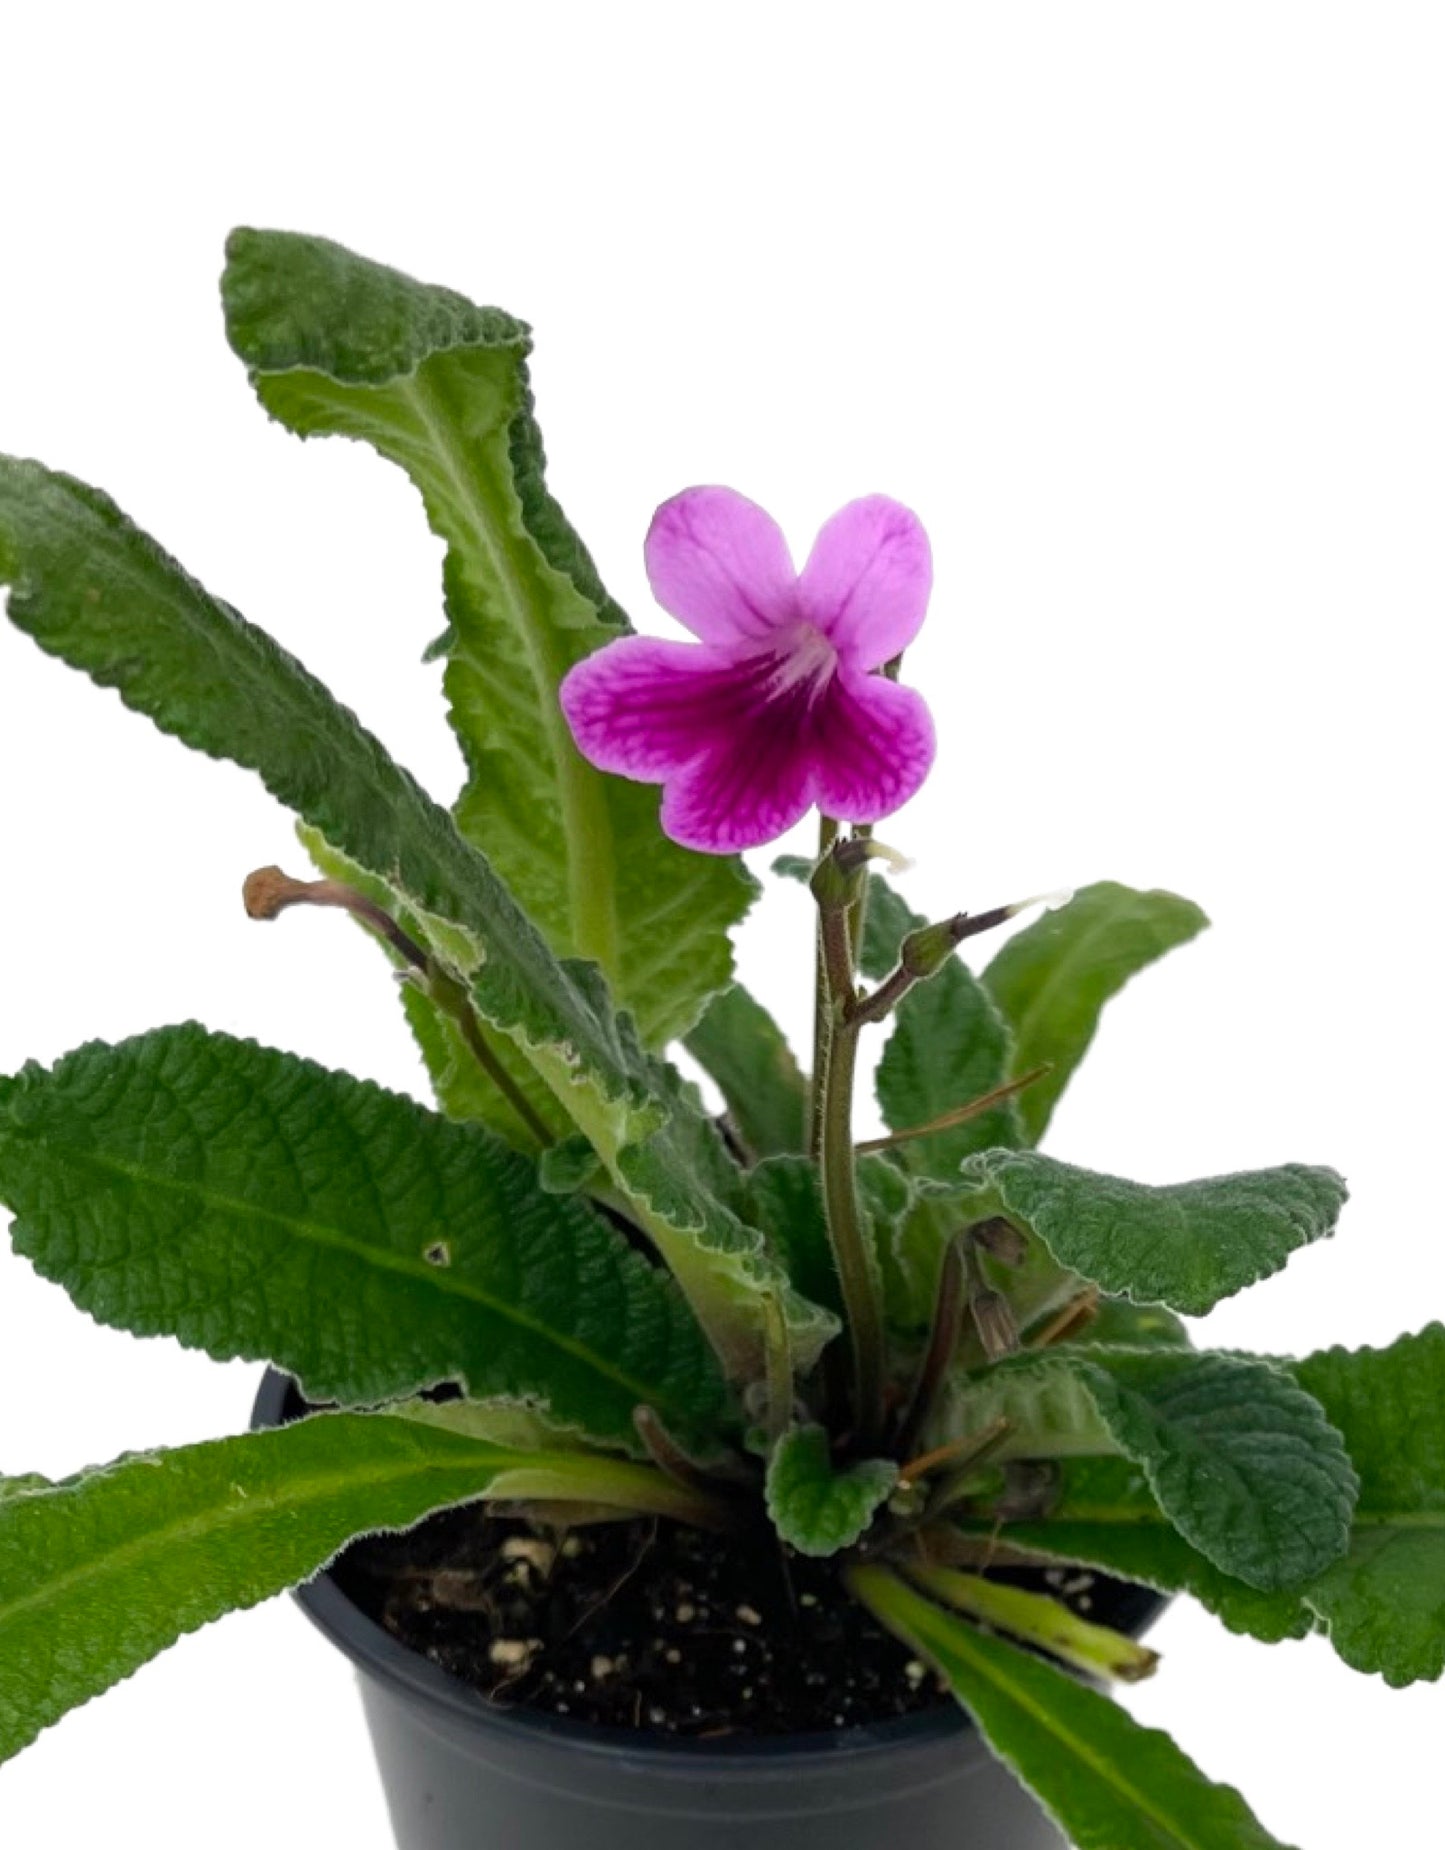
[[397, 370, 621, 977], [0, 1451, 497, 1633], [924, 1613, 1234, 1850], [17, 1139, 675, 1416]]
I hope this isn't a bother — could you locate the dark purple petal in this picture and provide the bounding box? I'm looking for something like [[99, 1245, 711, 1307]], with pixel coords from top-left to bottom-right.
[[658, 695, 818, 852], [809, 670, 936, 823], [797, 495, 932, 671], [559, 636, 745, 778], [645, 487, 799, 650]]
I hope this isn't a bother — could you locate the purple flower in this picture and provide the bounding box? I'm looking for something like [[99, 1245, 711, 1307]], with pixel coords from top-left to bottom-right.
[[559, 487, 936, 853]]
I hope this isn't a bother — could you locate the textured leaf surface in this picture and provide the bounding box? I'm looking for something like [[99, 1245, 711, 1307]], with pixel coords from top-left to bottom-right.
[[866, 877, 1026, 1173], [0, 1411, 700, 1764], [299, 823, 564, 1152], [683, 984, 808, 1159], [1292, 1325, 1445, 1684], [0, 459, 816, 1378], [951, 1151, 1347, 1315], [771, 861, 1026, 1168], [765, 1426, 896, 1556], [850, 1565, 1298, 1850], [982, 1458, 1313, 1643], [0, 1026, 728, 1450], [222, 227, 753, 1046], [948, 1349, 1357, 1591], [0, 456, 657, 1147], [982, 882, 1208, 1143]]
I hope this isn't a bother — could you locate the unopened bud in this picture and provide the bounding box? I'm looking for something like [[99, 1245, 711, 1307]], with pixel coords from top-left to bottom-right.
[[971, 1288, 1021, 1360], [900, 915, 968, 977], [809, 842, 868, 910], [971, 1217, 1027, 1268]]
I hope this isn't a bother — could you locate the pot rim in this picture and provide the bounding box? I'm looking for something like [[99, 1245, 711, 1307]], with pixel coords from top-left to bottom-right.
[[252, 1367, 1162, 1769]]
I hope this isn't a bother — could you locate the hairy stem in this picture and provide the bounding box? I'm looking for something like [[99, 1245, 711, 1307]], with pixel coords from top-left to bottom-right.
[[818, 993, 886, 1452], [808, 814, 840, 1162]]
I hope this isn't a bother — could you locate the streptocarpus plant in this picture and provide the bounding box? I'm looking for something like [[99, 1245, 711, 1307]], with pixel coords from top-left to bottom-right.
[[0, 230, 1440, 1849]]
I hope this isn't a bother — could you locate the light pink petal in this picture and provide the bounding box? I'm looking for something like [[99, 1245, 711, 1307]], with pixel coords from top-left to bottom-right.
[[809, 670, 936, 824], [659, 714, 816, 854], [559, 636, 745, 779], [644, 487, 799, 650], [797, 495, 932, 671]]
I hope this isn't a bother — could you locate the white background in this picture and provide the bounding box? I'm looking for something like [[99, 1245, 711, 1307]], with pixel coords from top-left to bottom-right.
[[1, 4, 1441, 1845]]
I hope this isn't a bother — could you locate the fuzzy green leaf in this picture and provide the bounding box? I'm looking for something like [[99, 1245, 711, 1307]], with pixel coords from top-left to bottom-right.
[[947, 1349, 1357, 1591], [0, 1410, 711, 1764], [221, 227, 753, 1047], [982, 882, 1209, 1143], [951, 1151, 1347, 1315], [1291, 1325, 1445, 1685], [979, 1457, 1314, 1644], [0, 458, 823, 1379], [863, 877, 1026, 1174], [765, 1426, 896, 1556], [0, 1025, 728, 1451], [0, 456, 659, 1148], [683, 984, 809, 1159], [850, 1564, 1298, 1850]]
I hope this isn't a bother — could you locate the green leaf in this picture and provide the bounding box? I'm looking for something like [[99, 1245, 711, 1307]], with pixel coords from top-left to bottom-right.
[[0, 456, 656, 1150], [947, 1349, 1357, 1591], [978, 1457, 1314, 1644], [298, 823, 564, 1153], [0, 1025, 729, 1451], [0, 1409, 712, 1765], [221, 227, 754, 1047], [0, 458, 819, 1380], [849, 1564, 1299, 1850], [982, 882, 1209, 1144], [1291, 1324, 1445, 1685], [765, 1426, 896, 1556], [950, 1150, 1347, 1315], [683, 984, 809, 1159]]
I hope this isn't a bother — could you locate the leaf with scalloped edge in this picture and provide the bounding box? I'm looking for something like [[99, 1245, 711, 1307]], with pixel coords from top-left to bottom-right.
[[0, 457, 823, 1380], [850, 1564, 1299, 1850], [982, 881, 1209, 1143], [221, 226, 754, 1048], [765, 1425, 897, 1555], [0, 1025, 730, 1452], [947, 1150, 1347, 1316], [1291, 1324, 1445, 1685], [0, 1410, 713, 1765], [943, 1348, 1357, 1592]]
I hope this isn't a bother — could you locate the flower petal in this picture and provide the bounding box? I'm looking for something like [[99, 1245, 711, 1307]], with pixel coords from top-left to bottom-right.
[[810, 670, 936, 824], [645, 487, 798, 649], [797, 495, 932, 671], [659, 718, 816, 853], [559, 636, 743, 779]]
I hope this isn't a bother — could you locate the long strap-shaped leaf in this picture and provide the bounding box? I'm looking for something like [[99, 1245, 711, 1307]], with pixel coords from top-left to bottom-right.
[[0, 459, 826, 1379], [848, 1564, 1299, 1850], [0, 1025, 729, 1451], [222, 226, 755, 1048], [0, 1411, 710, 1765]]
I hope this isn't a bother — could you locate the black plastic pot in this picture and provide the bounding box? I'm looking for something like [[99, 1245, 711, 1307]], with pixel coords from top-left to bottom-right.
[[253, 1370, 1162, 1849]]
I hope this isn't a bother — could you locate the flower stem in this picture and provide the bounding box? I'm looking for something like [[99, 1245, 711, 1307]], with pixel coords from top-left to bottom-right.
[[819, 1014, 886, 1450], [808, 814, 841, 1162], [243, 865, 557, 1152], [893, 1231, 968, 1461]]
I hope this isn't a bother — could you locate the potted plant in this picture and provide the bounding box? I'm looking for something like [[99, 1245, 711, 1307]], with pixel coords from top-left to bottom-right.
[[0, 229, 1439, 1850]]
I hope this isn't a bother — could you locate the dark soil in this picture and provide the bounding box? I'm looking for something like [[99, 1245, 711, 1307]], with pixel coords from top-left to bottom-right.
[[332, 1506, 957, 1738], [332, 1505, 1129, 1740]]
